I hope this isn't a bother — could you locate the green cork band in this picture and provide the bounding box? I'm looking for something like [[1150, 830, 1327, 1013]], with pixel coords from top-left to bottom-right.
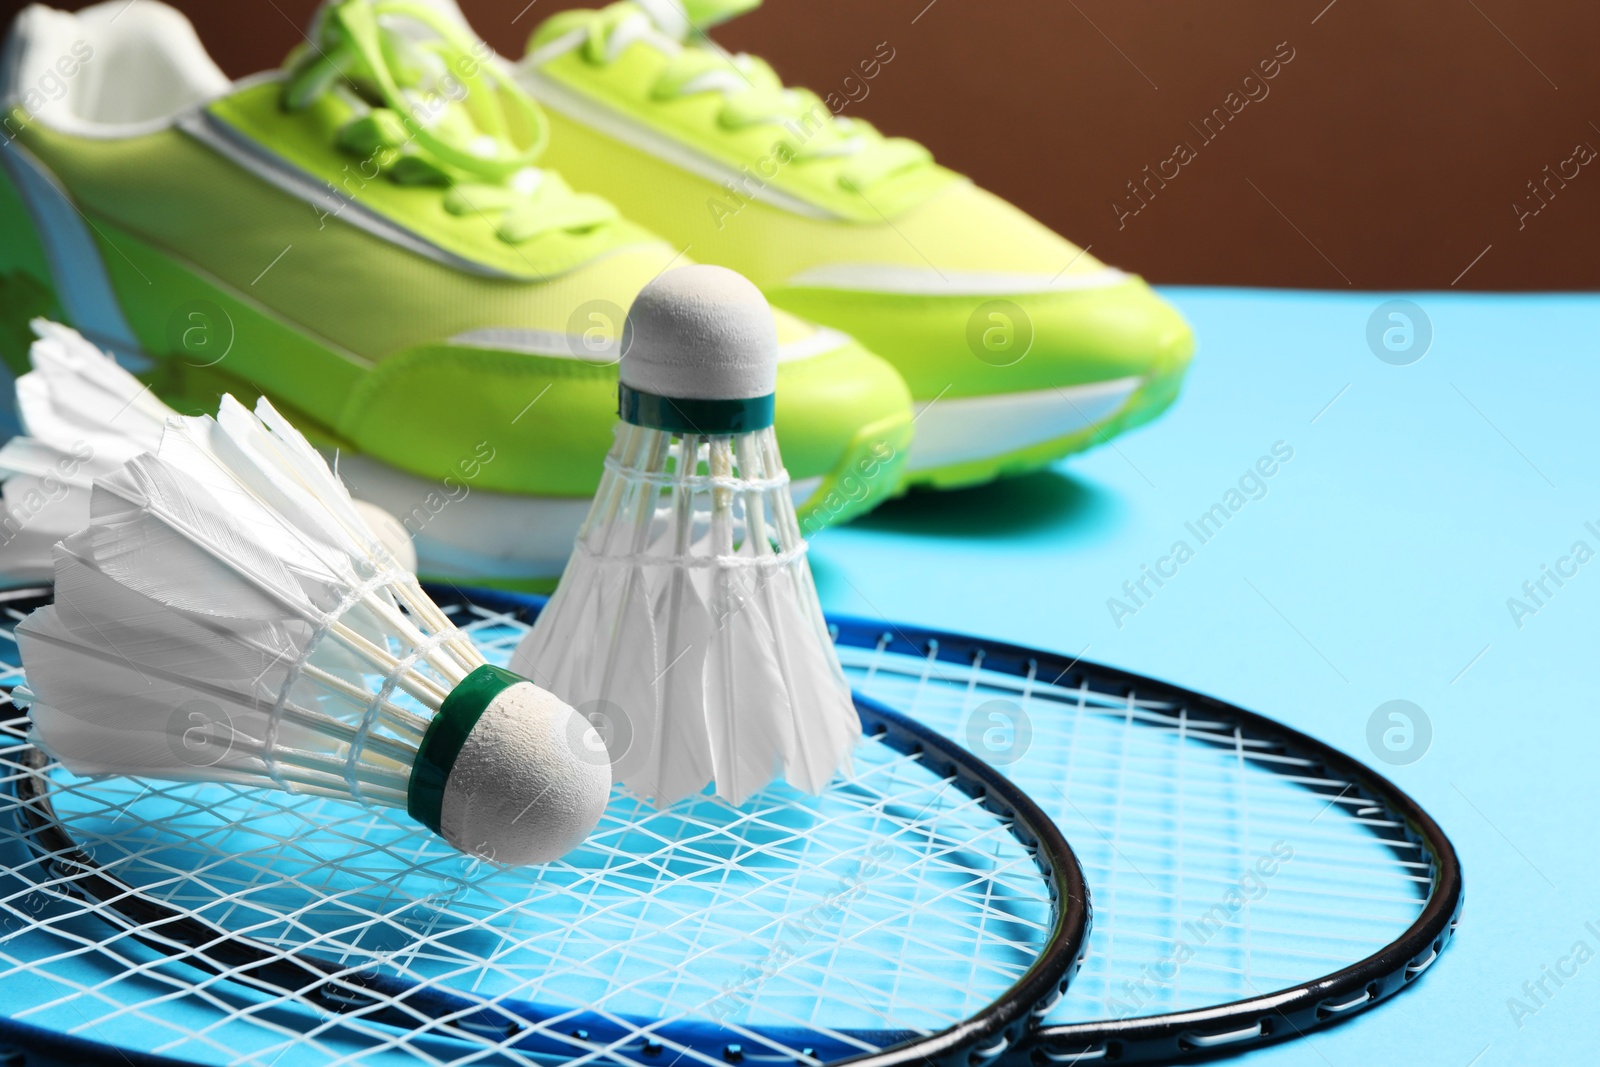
[[407, 663, 522, 833], [618, 383, 775, 434]]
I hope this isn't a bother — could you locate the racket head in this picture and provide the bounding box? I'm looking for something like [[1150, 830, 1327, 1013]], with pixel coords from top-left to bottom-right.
[[0, 585, 1089, 1067], [827, 614, 1462, 1064]]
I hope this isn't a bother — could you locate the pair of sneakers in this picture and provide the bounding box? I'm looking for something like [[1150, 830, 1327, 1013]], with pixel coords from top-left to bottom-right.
[[0, 0, 1193, 587]]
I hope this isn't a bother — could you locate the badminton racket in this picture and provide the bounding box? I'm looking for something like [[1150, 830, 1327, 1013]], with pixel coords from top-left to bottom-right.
[[388, 587, 1463, 1064], [0, 584, 1089, 1067], [827, 613, 1462, 1064]]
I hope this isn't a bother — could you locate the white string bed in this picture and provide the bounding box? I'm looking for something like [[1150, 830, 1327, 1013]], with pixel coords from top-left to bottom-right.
[[0, 595, 1055, 1067], [835, 635, 1430, 1024]]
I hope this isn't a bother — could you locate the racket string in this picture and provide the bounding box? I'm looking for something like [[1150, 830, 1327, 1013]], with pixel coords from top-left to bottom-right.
[[836, 640, 1432, 1024], [7, 758, 1053, 1062], [0, 594, 1076, 1066]]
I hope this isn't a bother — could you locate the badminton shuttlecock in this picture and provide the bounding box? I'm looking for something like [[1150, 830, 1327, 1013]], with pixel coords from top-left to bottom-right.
[[511, 265, 859, 806], [0, 320, 416, 581], [15, 395, 610, 865]]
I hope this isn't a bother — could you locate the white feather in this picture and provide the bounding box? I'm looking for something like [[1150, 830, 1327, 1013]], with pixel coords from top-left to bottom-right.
[[17, 319, 169, 459], [0, 321, 416, 582], [512, 422, 859, 807], [85, 452, 312, 620], [17, 399, 612, 866], [16, 402, 491, 810]]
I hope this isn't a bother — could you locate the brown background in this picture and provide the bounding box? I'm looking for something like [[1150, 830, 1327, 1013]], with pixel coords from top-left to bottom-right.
[[6, 0, 1597, 289]]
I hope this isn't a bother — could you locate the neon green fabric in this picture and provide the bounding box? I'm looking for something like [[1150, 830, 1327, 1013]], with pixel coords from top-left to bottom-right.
[[0, 165, 62, 375], [772, 277, 1194, 401], [520, 1, 1196, 484], [289, 1, 550, 180], [209, 82, 642, 281], [0, 0, 915, 521], [16, 120, 671, 363], [536, 108, 1100, 285], [56, 191, 908, 499], [531, 4, 949, 222]]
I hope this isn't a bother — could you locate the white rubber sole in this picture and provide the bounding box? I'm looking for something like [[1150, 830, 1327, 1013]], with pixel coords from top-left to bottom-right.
[[337, 454, 821, 584], [905, 376, 1143, 473]]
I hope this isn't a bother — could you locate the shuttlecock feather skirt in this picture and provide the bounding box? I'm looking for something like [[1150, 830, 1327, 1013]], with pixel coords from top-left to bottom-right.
[[512, 423, 860, 806], [17, 401, 479, 807]]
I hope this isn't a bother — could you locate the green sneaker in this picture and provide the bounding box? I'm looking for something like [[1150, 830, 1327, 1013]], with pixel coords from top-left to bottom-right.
[[498, 0, 1194, 488], [0, 0, 913, 585]]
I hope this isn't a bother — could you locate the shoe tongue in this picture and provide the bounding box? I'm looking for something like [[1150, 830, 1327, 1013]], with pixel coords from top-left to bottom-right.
[[300, 1, 477, 129], [635, 0, 760, 38], [306, 0, 454, 89], [289, 0, 546, 180]]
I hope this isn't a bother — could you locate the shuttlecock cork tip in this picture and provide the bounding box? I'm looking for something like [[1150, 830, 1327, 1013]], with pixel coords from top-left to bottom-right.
[[619, 265, 778, 434], [409, 666, 611, 866]]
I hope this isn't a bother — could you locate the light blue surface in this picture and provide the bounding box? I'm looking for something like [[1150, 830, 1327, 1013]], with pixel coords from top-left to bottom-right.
[[809, 287, 1599, 1067]]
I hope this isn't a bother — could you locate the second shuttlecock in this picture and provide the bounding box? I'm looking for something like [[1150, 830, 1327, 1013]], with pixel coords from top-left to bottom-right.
[[16, 396, 610, 866], [511, 266, 861, 806]]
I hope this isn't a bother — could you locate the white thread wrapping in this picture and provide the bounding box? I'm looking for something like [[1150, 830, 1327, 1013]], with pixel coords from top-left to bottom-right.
[[601, 453, 790, 493], [567, 538, 808, 570]]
